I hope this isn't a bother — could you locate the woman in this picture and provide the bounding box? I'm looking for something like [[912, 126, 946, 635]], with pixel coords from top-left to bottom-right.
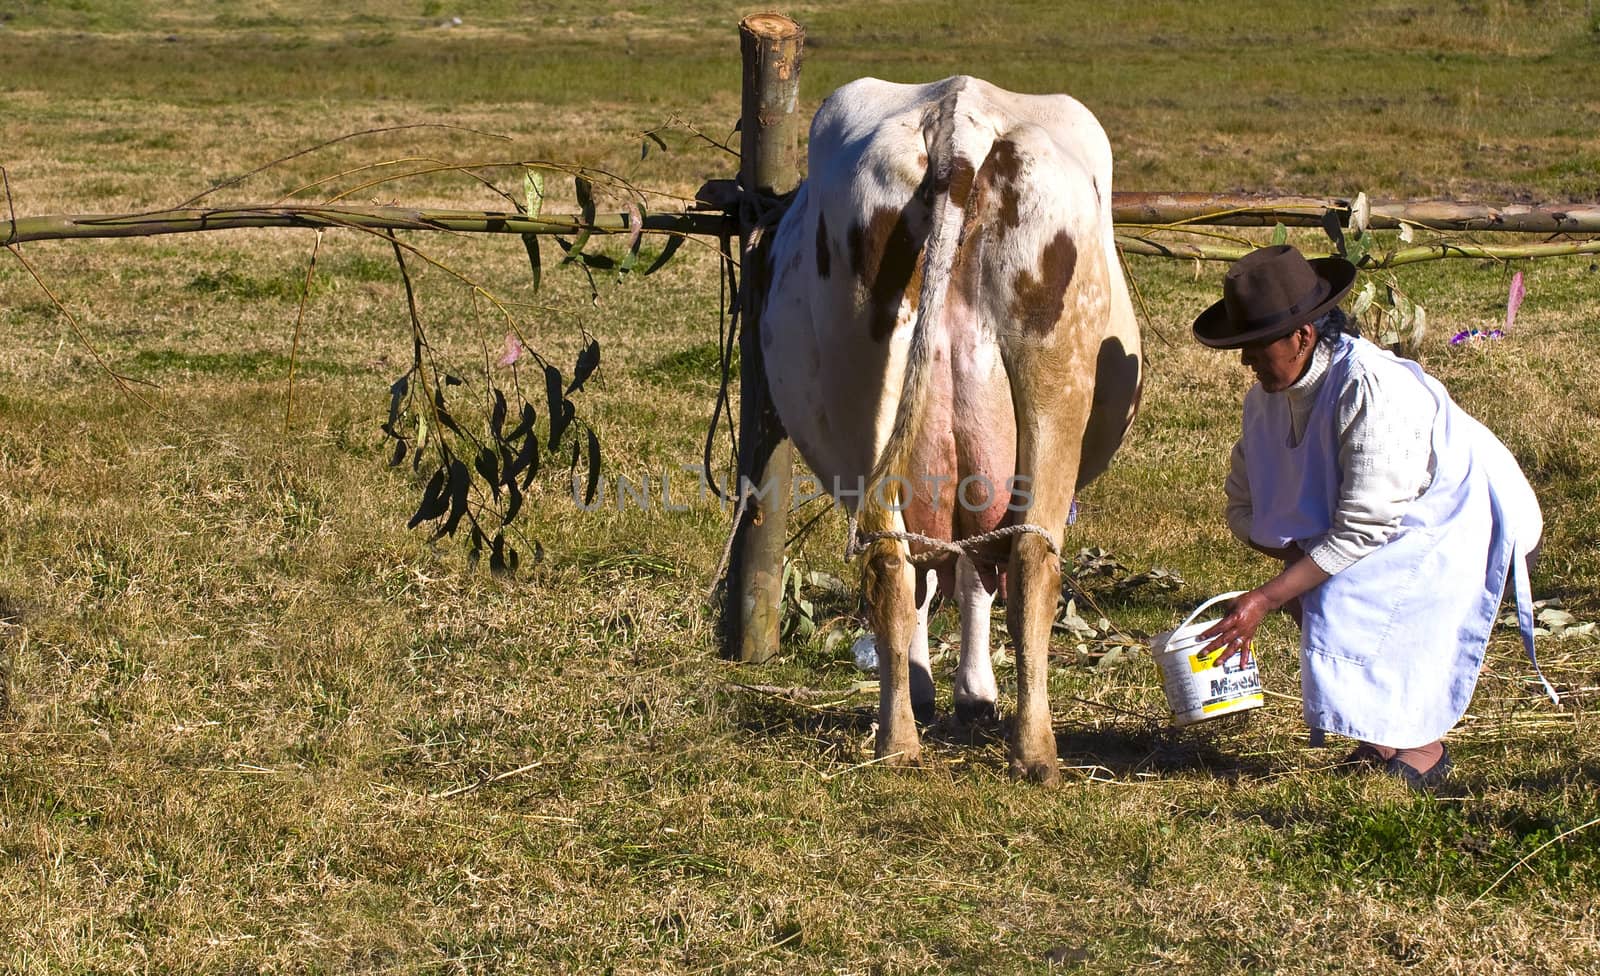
[[1192, 245, 1556, 789]]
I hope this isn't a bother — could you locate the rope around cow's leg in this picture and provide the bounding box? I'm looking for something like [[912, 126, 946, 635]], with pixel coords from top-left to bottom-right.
[[844, 515, 1061, 565]]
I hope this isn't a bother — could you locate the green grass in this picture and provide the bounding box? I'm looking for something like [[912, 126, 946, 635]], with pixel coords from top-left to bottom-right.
[[3, 2, 1600, 973]]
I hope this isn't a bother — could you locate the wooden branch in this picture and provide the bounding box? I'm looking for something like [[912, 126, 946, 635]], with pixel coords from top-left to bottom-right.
[[3, 205, 732, 245], [6, 195, 1597, 269], [1116, 233, 1600, 266], [1111, 192, 1600, 233]]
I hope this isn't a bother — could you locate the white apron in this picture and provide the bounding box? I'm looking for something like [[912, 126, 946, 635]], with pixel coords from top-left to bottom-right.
[[1242, 335, 1556, 747]]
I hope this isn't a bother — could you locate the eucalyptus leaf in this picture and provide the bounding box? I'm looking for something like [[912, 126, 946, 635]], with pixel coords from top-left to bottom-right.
[[504, 478, 523, 525], [807, 571, 851, 596], [505, 403, 536, 443], [1408, 305, 1427, 350], [408, 466, 449, 528], [1350, 192, 1370, 235], [522, 169, 546, 218], [490, 388, 507, 439], [1345, 230, 1370, 267], [1320, 209, 1347, 255], [544, 364, 567, 448], [1538, 608, 1577, 628], [440, 458, 470, 537], [387, 374, 409, 427], [474, 447, 500, 500], [564, 174, 596, 263], [1096, 646, 1128, 669], [619, 200, 643, 277], [1350, 280, 1377, 318], [520, 234, 542, 292]]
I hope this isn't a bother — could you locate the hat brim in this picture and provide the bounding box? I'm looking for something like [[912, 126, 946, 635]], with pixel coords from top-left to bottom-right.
[[1192, 257, 1359, 349]]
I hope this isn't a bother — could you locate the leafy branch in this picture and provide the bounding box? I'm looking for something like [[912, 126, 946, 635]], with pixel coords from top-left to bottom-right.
[[4, 120, 744, 576], [378, 229, 606, 574]]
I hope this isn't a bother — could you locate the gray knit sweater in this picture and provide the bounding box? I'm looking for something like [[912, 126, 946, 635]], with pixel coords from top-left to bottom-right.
[[1225, 341, 1438, 575]]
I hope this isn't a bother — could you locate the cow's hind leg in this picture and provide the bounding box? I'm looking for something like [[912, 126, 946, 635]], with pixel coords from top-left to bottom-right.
[[1007, 528, 1063, 785], [863, 538, 922, 765], [953, 554, 999, 724], [1005, 418, 1079, 786]]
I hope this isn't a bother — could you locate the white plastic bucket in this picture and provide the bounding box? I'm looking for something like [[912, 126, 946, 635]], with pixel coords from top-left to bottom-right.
[[1151, 591, 1265, 726]]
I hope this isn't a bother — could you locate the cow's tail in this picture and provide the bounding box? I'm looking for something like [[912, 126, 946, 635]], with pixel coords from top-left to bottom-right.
[[858, 86, 971, 538]]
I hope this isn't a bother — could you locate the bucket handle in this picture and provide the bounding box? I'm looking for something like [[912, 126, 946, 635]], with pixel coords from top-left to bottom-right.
[[1175, 591, 1249, 636]]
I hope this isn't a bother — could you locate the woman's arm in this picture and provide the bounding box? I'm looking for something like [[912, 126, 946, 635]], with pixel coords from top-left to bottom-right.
[[1303, 358, 1438, 573], [1201, 556, 1330, 665], [1224, 438, 1254, 545], [1206, 356, 1438, 664]]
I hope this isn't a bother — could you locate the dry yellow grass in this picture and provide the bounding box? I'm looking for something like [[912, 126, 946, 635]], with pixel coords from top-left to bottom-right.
[[3, 2, 1599, 973]]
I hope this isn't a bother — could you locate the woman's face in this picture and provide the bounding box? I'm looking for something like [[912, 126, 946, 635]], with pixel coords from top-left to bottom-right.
[[1239, 324, 1315, 393]]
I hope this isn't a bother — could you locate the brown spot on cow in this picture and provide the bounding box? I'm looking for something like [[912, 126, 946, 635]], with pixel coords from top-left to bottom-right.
[[848, 204, 930, 341], [815, 211, 831, 279], [944, 156, 977, 210], [948, 138, 1021, 316], [904, 252, 925, 315], [1010, 232, 1078, 335], [986, 139, 1024, 228]]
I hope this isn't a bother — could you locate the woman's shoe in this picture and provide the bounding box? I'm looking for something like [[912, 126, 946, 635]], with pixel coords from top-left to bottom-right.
[[1338, 742, 1390, 771], [1385, 745, 1452, 791]]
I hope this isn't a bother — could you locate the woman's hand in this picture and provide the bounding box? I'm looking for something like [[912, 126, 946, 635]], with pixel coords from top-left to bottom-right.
[[1200, 555, 1333, 667], [1200, 589, 1277, 667]]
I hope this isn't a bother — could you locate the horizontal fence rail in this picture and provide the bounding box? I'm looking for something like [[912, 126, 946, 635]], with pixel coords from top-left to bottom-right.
[[1111, 193, 1600, 232], [1114, 235, 1600, 267], [6, 195, 1599, 267], [2, 206, 733, 244]]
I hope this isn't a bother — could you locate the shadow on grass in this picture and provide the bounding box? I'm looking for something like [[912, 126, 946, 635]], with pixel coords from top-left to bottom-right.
[[1053, 721, 1277, 780], [729, 692, 876, 745], [731, 689, 1278, 781]]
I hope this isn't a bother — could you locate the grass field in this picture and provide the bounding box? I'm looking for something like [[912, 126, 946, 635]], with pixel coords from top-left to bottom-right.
[[3, 2, 1600, 973]]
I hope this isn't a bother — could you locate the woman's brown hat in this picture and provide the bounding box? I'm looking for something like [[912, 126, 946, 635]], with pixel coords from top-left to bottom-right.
[[1192, 244, 1358, 349]]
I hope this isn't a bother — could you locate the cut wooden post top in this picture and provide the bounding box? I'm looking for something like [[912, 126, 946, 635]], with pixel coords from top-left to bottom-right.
[[740, 13, 804, 40]]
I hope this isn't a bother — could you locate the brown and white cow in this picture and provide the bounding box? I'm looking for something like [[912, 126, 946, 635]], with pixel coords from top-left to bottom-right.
[[762, 76, 1141, 783]]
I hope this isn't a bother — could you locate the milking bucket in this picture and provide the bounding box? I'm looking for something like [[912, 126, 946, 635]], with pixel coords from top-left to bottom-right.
[[1151, 591, 1264, 726]]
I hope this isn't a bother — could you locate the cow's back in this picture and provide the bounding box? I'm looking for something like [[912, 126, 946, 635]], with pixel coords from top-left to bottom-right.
[[763, 76, 1140, 548]]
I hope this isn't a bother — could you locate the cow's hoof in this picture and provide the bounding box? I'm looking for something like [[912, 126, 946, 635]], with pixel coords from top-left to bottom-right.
[[875, 731, 923, 768], [876, 744, 923, 768], [912, 699, 937, 726], [954, 699, 997, 725], [1009, 757, 1062, 786]]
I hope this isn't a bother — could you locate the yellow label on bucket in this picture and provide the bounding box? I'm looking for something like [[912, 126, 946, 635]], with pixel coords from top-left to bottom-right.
[[1188, 645, 1249, 673], [1202, 693, 1264, 714]]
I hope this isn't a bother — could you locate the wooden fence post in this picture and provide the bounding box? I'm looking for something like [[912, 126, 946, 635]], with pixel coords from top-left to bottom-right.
[[724, 13, 804, 663]]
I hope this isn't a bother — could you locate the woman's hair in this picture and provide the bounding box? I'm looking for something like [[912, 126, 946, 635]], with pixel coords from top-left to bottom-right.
[[1313, 306, 1359, 346]]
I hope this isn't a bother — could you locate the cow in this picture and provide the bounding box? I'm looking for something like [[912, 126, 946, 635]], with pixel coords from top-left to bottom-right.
[[761, 75, 1142, 784]]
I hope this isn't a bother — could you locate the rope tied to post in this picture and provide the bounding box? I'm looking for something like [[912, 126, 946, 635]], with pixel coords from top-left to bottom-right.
[[704, 180, 797, 606]]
